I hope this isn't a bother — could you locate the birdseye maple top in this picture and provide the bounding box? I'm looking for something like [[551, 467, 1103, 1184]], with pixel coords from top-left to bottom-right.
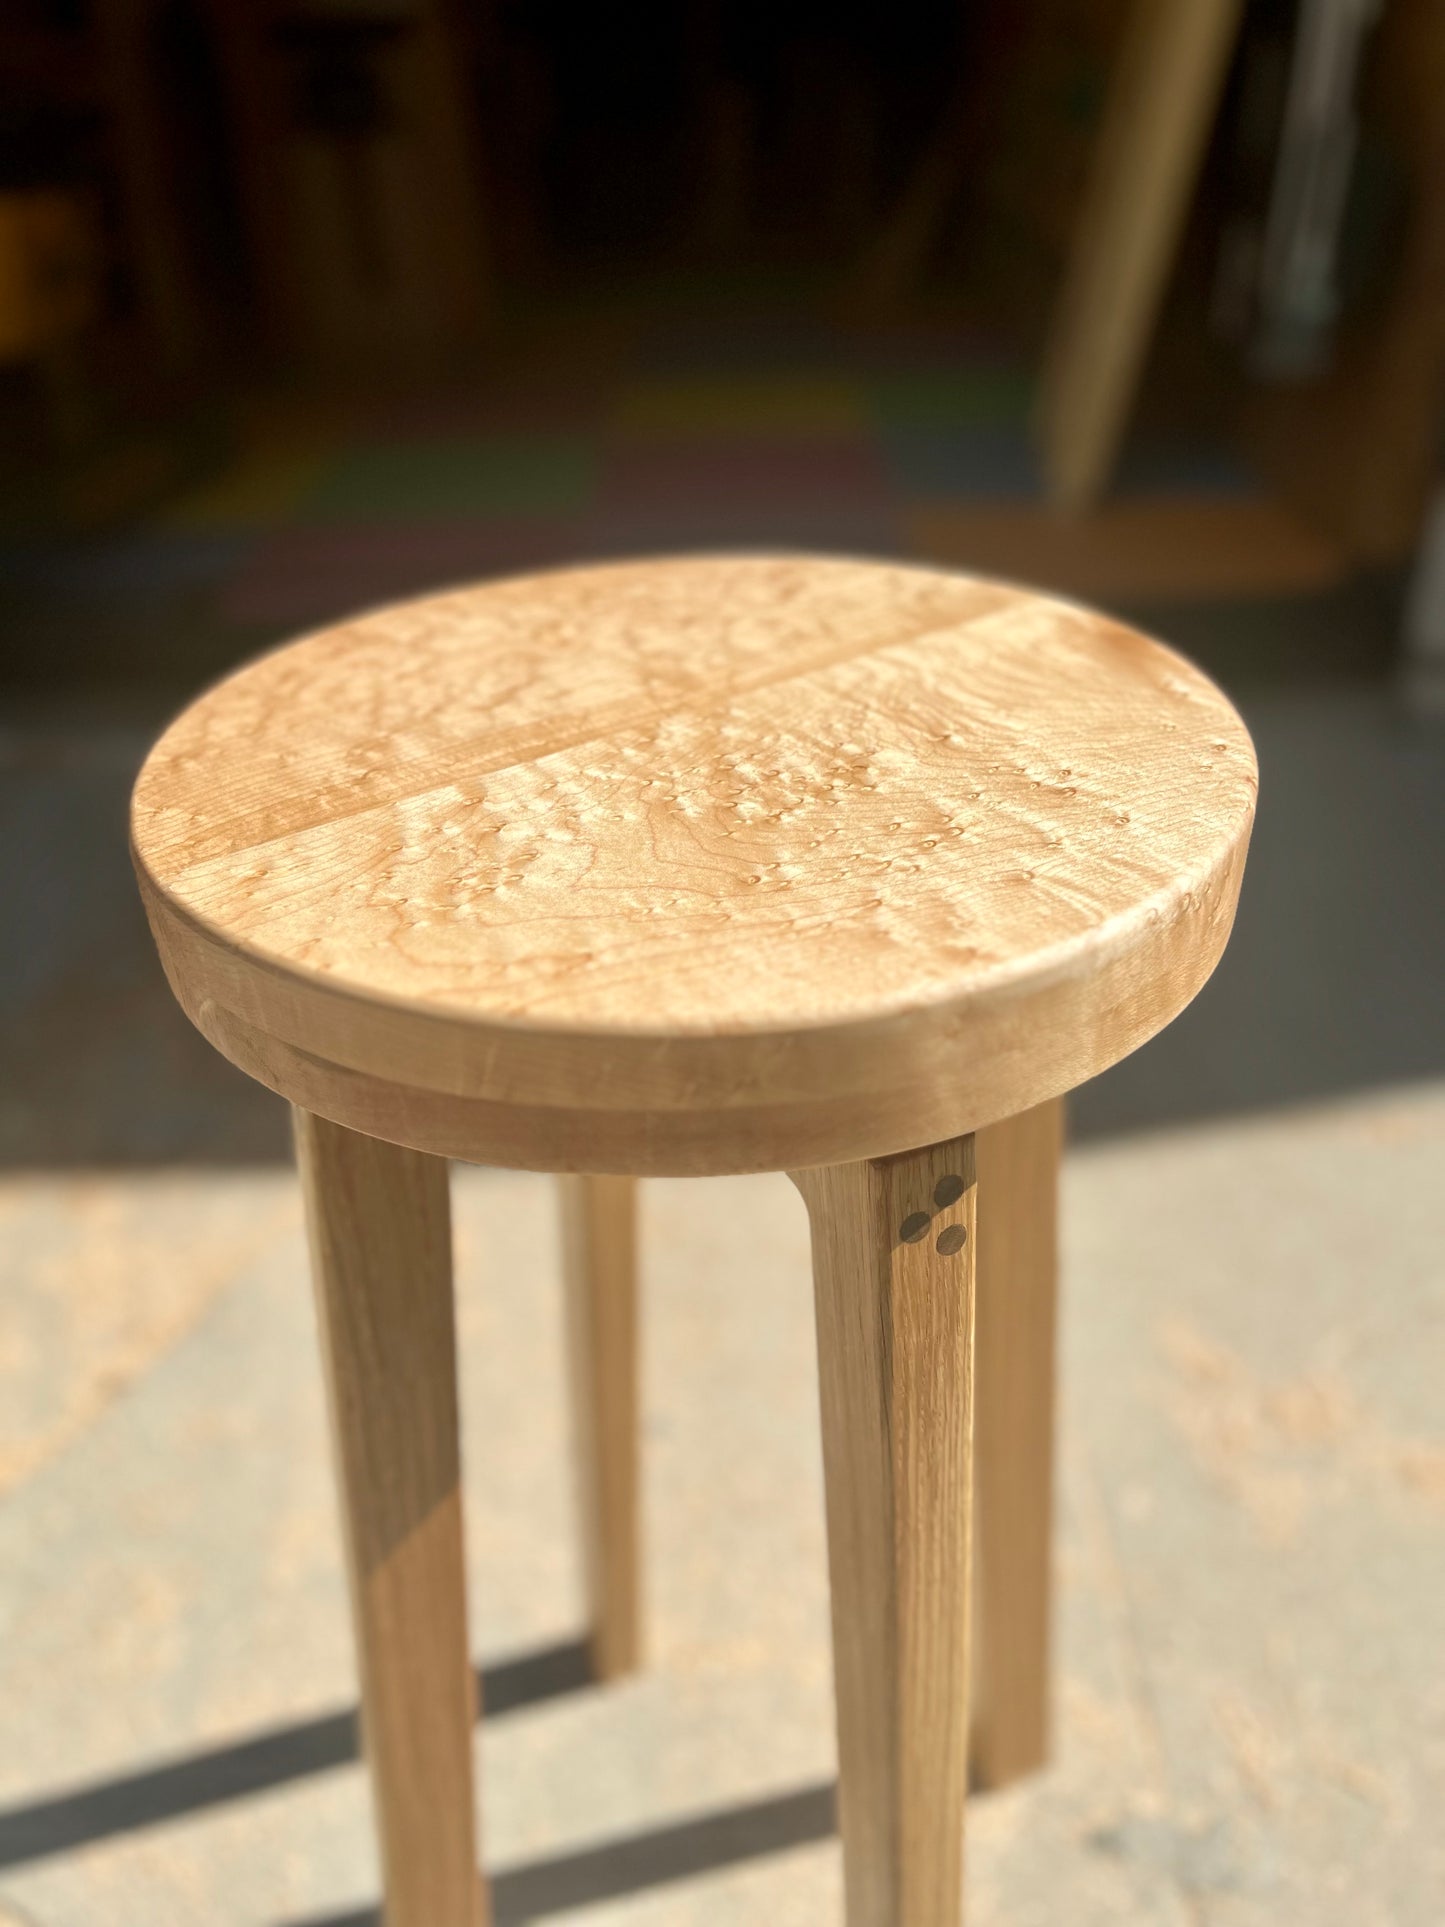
[[132, 554, 1256, 1045]]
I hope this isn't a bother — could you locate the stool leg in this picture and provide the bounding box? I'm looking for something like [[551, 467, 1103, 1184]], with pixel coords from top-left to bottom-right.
[[294, 1109, 487, 1927], [793, 1137, 977, 1927], [972, 1098, 1062, 1789], [558, 1174, 642, 1680]]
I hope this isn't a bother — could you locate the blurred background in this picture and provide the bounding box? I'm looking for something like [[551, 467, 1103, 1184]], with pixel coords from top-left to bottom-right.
[[1, 1, 1442, 1922]]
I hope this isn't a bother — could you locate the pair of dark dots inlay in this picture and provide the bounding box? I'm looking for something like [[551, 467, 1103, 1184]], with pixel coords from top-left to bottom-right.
[[898, 1172, 969, 1255]]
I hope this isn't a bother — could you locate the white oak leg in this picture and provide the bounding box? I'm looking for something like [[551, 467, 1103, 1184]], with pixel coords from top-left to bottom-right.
[[295, 1109, 487, 1927], [793, 1137, 977, 1927], [559, 1174, 642, 1680], [972, 1099, 1062, 1789]]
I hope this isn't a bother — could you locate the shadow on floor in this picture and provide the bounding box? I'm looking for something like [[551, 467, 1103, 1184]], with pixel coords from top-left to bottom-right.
[[0, 1641, 591, 1872], [0, 1624, 838, 1925], [286, 1782, 839, 1927]]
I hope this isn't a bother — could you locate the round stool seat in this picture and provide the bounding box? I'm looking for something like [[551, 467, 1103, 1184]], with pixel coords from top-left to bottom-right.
[[131, 554, 1257, 1174]]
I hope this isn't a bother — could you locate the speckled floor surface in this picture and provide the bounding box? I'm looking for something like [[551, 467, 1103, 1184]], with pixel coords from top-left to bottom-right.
[[1, 1088, 1443, 1926]]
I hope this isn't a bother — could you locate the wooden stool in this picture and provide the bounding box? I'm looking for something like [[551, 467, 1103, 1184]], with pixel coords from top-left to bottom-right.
[[130, 556, 1255, 1926]]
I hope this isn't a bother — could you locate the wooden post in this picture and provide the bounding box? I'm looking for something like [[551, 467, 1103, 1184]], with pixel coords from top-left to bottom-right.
[[91, 0, 199, 367], [1038, 0, 1245, 507], [971, 1099, 1062, 1788], [559, 1173, 642, 1680], [295, 1110, 488, 1927], [793, 1137, 977, 1927]]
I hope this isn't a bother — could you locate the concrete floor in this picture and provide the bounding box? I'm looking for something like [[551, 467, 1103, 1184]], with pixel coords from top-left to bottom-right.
[[1, 1094, 1443, 1925]]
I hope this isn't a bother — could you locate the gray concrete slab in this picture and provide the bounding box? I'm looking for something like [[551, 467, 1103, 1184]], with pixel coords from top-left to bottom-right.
[[2, 1082, 1441, 1923]]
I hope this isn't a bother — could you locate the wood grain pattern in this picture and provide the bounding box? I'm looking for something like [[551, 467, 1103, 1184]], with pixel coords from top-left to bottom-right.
[[559, 1173, 642, 1680], [1038, 0, 1245, 508], [971, 1098, 1062, 1790], [294, 1109, 487, 1927], [793, 1137, 977, 1927], [133, 555, 1255, 1176]]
